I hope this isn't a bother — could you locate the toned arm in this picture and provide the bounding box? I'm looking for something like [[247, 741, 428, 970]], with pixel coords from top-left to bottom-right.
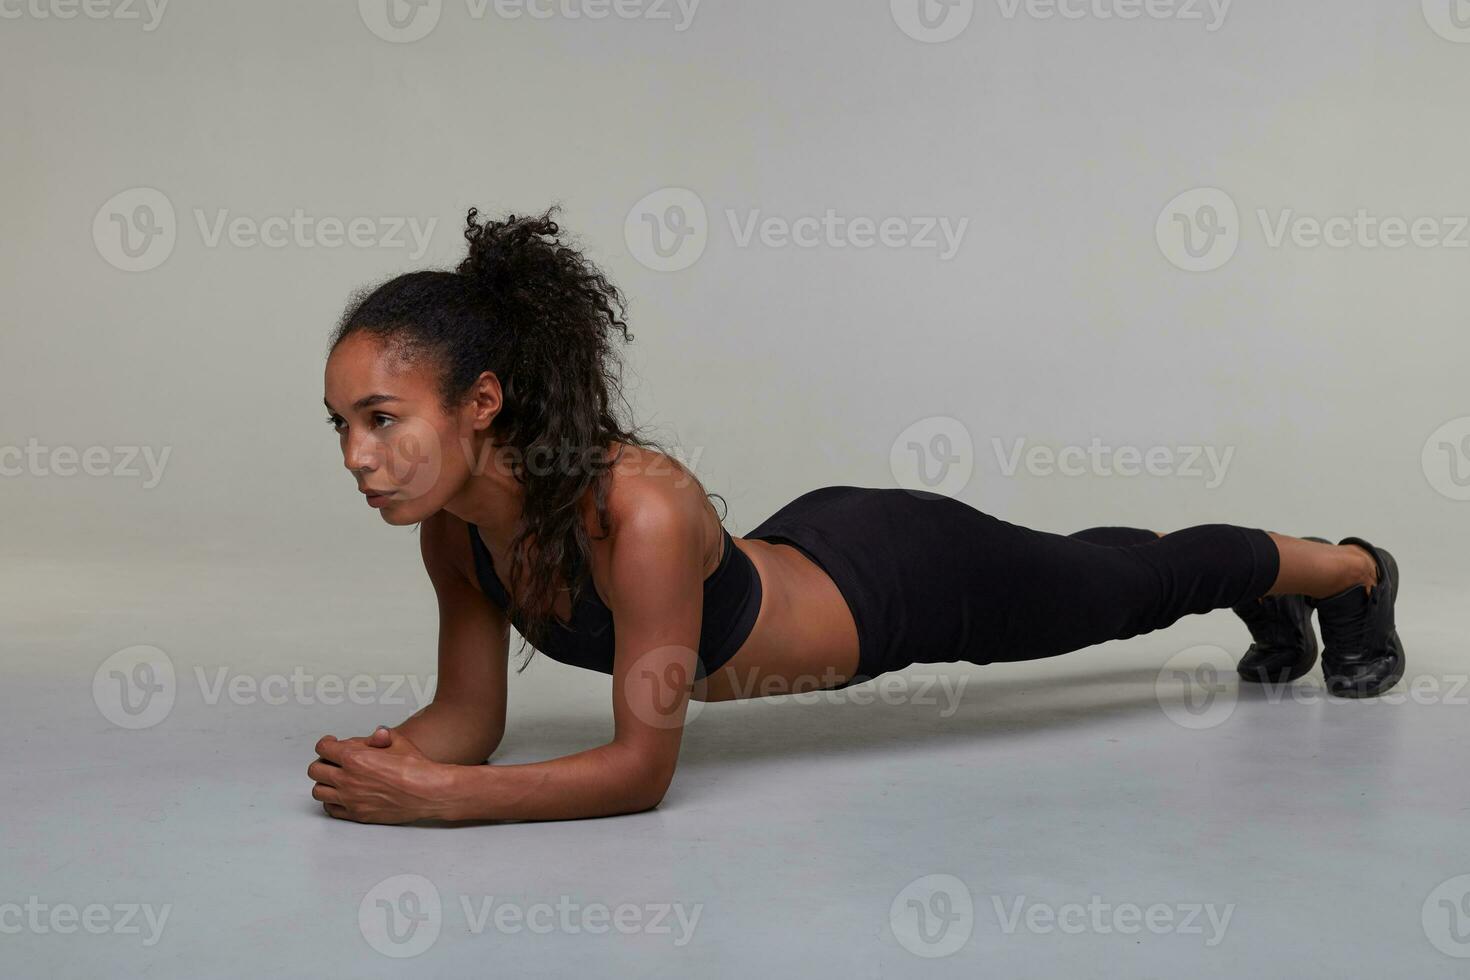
[[390, 510, 510, 766], [442, 489, 705, 820]]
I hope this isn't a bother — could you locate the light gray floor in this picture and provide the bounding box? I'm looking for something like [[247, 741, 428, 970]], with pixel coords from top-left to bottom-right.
[[4, 556, 1468, 978]]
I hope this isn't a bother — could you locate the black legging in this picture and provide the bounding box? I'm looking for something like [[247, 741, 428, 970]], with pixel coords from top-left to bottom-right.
[[746, 487, 1282, 683], [1038, 521, 1280, 660]]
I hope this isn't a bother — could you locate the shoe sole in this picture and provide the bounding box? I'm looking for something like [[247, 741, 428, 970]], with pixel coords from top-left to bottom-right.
[[1237, 610, 1318, 684]]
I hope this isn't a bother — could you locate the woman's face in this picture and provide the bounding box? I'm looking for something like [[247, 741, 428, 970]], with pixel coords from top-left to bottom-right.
[[323, 332, 486, 526]]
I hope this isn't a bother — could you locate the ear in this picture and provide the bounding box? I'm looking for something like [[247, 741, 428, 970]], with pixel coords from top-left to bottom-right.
[[463, 370, 503, 431]]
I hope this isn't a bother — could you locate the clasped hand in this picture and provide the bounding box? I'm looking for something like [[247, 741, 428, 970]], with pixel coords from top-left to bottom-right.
[[308, 727, 457, 824]]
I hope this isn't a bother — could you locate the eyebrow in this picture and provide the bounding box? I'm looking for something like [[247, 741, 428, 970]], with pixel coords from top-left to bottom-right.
[[323, 393, 402, 412]]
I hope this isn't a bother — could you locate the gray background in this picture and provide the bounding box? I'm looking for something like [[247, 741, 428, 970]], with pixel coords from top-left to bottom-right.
[[4, 0, 1468, 572], [3, 1, 1468, 977]]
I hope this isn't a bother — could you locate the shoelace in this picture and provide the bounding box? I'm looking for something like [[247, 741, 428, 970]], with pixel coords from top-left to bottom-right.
[[1319, 586, 1380, 668], [1237, 595, 1303, 646]]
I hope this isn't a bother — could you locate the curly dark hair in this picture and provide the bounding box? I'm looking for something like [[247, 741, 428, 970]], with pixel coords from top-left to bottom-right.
[[331, 204, 725, 669]]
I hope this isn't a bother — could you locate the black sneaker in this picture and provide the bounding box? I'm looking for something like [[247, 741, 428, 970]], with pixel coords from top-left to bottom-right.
[[1307, 536, 1405, 699], [1232, 535, 1328, 685]]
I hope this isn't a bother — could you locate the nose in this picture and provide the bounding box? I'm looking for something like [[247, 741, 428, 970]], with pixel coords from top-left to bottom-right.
[[342, 429, 380, 476]]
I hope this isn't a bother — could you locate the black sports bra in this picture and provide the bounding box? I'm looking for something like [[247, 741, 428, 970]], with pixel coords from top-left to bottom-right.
[[466, 523, 763, 680]]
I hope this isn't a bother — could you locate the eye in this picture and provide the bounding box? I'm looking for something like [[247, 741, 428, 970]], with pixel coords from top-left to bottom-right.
[[372, 413, 397, 429], [325, 414, 344, 431]]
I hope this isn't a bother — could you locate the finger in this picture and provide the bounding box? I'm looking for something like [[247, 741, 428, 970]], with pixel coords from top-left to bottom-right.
[[311, 783, 343, 806], [315, 736, 350, 766], [324, 802, 350, 819], [307, 761, 340, 786]]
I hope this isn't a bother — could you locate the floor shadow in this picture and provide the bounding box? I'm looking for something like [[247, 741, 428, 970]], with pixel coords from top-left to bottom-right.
[[506, 662, 1255, 770]]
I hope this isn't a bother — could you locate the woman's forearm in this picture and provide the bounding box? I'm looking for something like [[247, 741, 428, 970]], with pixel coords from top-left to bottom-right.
[[443, 742, 669, 822], [393, 700, 503, 766]]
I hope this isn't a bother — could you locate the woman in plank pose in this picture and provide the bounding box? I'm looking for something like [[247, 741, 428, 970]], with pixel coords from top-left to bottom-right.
[[309, 206, 1404, 825]]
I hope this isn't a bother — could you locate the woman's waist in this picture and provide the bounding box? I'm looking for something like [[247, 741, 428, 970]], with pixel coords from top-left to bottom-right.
[[697, 536, 861, 700]]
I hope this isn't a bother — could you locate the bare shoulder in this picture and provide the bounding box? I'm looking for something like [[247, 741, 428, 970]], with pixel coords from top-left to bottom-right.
[[587, 443, 715, 586], [598, 443, 711, 536]]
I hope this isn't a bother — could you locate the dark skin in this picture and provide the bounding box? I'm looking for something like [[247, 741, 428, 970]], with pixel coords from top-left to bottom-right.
[[310, 333, 863, 825], [310, 333, 1379, 825]]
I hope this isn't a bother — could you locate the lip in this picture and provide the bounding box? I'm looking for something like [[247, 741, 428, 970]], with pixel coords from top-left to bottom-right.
[[361, 489, 396, 508]]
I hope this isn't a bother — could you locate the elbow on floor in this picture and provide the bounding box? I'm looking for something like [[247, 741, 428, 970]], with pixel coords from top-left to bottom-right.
[[624, 766, 675, 814]]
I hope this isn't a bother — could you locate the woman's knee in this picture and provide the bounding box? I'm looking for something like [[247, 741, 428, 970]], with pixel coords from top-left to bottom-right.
[[1143, 524, 1279, 614]]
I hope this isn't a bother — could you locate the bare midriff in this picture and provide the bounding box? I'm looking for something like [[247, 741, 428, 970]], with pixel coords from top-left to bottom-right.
[[695, 535, 861, 702], [487, 444, 862, 702], [476, 499, 862, 702]]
